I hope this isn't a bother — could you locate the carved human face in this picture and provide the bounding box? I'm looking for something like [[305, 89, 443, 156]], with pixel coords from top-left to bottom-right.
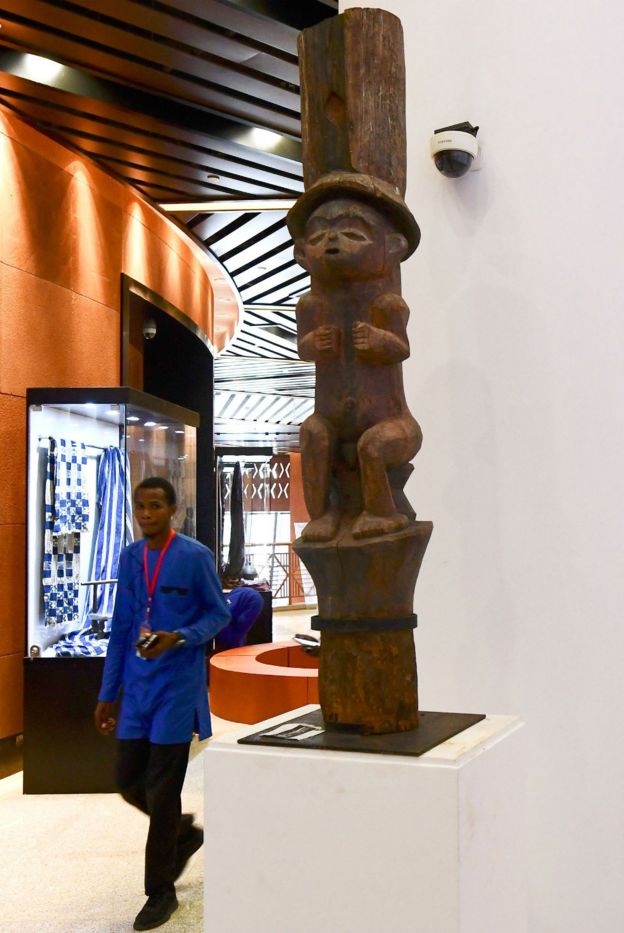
[[296, 198, 405, 283]]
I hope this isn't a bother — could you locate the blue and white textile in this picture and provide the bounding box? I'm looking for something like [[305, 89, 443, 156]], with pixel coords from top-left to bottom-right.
[[53, 438, 89, 534], [51, 445, 132, 656], [42, 437, 88, 627], [91, 446, 133, 618], [52, 633, 108, 657], [43, 532, 81, 626]]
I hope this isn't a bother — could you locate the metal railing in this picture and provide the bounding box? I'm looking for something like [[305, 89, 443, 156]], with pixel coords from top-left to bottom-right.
[[223, 542, 316, 606]]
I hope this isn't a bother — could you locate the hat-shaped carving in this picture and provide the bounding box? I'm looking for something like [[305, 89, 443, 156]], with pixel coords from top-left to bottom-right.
[[287, 170, 421, 257]]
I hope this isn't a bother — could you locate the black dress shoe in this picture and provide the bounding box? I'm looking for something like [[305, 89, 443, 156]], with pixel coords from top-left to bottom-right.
[[133, 892, 178, 931], [174, 823, 204, 880]]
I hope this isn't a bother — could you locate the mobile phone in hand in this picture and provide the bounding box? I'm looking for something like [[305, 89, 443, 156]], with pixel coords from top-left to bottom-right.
[[136, 633, 160, 651]]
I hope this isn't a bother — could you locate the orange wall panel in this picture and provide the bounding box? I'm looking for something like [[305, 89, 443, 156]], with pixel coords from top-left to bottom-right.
[[289, 452, 309, 527], [0, 654, 24, 736], [289, 452, 309, 602], [0, 106, 239, 353], [0, 264, 119, 395], [0, 394, 26, 524], [1, 132, 73, 291], [0, 525, 25, 657], [70, 170, 123, 309]]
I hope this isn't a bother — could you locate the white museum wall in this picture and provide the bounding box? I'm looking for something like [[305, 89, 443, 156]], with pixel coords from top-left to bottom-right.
[[339, 2, 624, 931]]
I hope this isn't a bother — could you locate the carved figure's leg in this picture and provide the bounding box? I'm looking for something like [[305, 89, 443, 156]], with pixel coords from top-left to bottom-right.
[[352, 415, 422, 539], [300, 413, 339, 542]]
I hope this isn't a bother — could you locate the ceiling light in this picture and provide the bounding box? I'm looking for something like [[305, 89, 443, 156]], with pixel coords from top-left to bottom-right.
[[175, 430, 185, 435], [206, 173, 220, 181], [144, 421, 157, 427], [159, 198, 296, 213], [22, 53, 64, 83], [243, 128, 283, 152], [127, 416, 140, 422]]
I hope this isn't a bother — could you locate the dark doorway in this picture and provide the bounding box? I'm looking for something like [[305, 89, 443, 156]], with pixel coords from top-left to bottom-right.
[[122, 281, 216, 549]]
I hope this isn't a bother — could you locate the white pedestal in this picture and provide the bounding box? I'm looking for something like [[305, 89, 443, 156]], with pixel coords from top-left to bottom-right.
[[204, 707, 526, 933]]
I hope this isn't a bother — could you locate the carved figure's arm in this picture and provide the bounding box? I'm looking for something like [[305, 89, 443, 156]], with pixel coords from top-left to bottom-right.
[[297, 293, 340, 361], [352, 293, 410, 365]]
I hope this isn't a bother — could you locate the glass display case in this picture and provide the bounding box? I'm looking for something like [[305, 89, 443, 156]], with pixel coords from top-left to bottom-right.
[[26, 387, 199, 660]]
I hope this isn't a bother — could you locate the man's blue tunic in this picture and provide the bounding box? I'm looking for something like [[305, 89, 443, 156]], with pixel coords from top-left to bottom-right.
[[98, 534, 230, 743]]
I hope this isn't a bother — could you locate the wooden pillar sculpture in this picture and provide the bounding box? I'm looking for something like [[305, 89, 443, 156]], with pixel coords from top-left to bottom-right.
[[288, 8, 433, 734]]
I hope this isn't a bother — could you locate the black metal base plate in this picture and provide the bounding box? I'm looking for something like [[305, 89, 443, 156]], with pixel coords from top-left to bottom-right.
[[238, 708, 486, 758]]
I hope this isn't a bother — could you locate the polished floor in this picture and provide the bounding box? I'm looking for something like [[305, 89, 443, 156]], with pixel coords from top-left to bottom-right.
[[0, 745, 205, 932], [270, 603, 315, 643], [0, 609, 314, 932]]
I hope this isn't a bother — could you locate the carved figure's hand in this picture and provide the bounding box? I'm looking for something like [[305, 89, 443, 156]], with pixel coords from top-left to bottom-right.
[[352, 321, 381, 353], [314, 325, 339, 354]]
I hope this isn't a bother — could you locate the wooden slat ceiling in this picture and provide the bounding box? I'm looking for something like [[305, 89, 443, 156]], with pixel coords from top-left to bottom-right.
[[0, 0, 333, 447]]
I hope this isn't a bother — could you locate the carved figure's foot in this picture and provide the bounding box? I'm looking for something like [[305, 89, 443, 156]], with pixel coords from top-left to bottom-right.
[[352, 510, 410, 540], [301, 511, 340, 542]]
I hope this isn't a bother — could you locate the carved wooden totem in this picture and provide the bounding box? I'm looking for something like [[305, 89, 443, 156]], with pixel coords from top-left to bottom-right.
[[288, 8, 432, 734]]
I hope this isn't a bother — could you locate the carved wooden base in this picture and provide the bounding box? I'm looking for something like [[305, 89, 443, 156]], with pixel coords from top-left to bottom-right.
[[294, 520, 432, 619], [293, 520, 432, 733], [320, 629, 418, 734]]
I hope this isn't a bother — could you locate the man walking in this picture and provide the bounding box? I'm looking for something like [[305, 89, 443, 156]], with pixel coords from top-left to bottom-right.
[[94, 476, 230, 931]]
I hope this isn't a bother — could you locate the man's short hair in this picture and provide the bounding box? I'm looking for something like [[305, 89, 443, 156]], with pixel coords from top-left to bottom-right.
[[134, 476, 177, 506]]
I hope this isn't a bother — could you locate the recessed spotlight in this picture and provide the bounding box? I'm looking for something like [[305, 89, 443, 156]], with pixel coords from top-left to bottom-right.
[[206, 173, 220, 181], [244, 127, 283, 152], [22, 53, 64, 83], [127, 416, 140, 422], [156, 425, 168, 430], [144, 421, 157, 427], [138, 438, 145, 443], [175, 430, 185, 435]]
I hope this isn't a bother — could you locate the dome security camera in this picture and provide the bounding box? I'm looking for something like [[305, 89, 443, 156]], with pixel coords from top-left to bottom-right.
[[143, 317, 157, 340], [430, 122, 479, 178]]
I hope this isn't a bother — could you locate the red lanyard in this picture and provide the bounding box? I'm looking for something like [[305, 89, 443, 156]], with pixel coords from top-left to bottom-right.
[[142, 530, 175, 630]]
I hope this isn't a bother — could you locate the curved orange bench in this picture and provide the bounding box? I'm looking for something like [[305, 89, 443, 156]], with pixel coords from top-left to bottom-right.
[[209, 641, 319, 724]]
